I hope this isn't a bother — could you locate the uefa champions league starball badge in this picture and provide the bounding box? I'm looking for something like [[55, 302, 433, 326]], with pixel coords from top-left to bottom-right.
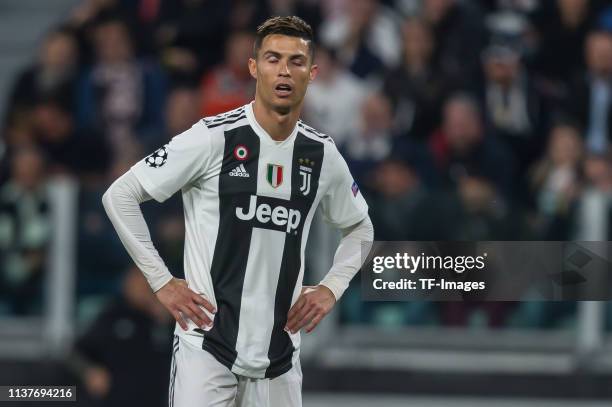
[[145, 145, 169, 168]]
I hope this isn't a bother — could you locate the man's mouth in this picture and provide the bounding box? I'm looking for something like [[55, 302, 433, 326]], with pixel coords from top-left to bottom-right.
[[274, 83, 293, 98]]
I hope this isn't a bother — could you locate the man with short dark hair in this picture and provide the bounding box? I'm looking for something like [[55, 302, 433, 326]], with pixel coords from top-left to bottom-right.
[[103, 16, 373, 406]]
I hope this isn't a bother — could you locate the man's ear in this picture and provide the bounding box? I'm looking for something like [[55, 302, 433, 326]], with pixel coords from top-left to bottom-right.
[[309, 64, 318, 82], [248, 58, 257, 80]]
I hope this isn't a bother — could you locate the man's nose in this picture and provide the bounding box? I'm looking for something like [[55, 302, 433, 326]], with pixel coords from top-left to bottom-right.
[[278, 61, 290, 76]]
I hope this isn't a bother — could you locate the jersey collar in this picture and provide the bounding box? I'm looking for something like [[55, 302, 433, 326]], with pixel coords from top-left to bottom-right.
[[245, 101, 298, 147]]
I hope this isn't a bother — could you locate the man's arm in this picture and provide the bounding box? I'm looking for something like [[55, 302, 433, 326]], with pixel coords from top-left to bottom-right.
[[285, 215, 374, 334], [102, 170, 171, 291], [319, 215, 374, 300], [102, 170, 215, 330]]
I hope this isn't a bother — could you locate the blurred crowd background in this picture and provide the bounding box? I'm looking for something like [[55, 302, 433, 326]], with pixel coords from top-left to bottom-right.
[[2, 0, 612, 404]]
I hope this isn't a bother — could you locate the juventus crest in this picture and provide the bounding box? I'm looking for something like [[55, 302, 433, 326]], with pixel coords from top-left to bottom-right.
[[298, 158, 313, 196]]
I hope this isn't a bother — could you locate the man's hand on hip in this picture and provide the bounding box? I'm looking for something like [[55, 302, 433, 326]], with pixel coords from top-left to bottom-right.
[[155, 278, 216, 330], [285, 285, 336, 334]]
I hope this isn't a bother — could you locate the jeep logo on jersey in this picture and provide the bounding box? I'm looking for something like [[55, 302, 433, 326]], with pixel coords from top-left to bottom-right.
[[235, 195, 301, 233], [266, 164, 283, 188]]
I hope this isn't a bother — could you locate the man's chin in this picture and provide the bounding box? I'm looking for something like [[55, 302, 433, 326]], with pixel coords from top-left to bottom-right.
[[271, 98, 296, 115]]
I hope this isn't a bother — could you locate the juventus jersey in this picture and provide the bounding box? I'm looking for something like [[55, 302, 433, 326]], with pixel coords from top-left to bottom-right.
[[131, 102, 368, 379]]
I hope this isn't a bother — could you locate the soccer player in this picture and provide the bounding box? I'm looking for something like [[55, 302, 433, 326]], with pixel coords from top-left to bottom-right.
[[102, 16, 373, 407]]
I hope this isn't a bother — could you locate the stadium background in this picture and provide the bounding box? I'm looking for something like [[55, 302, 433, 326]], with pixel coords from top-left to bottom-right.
[[2, 0, 612, 405]]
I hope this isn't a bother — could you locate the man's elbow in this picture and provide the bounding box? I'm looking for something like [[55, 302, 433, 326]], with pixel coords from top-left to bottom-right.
[[363, 216, 374, 241], [355, 215, 374, 242], [101, 184, 114, 214], [340, 215, 374, 242]]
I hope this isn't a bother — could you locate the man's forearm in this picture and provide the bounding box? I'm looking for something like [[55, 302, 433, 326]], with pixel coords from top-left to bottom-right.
[[102, 170, 173, 292], [319, 216, 374, 300]]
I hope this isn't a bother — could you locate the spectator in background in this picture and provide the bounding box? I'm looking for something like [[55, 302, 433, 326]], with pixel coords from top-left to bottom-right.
[[573, 153, 612, 240], [228, 0, 271, 32], [0, 147, 50, 315], [5, 28, 79, 126], [367, 159, 432, 240], [366, 157, 452, 241], [320, 0, 401, 79], [155, 0, 231, 78], [453, 175, 520, 240], [531, 0, 601, 88], [479, 40, 545, 174], [439, 175, 524, 327], [165, 86, 201, 138], [6, 0, 611, 335], [566, 30, 612, 154], [69, 266, 173, 407], [421, 0, 487, 86], [199, 31, 255, 117], [476, 0, 538, 14], [266, 0, 323, 34], [529, 122, 584, 239], [303, 45, 368, 145], [77, 17, 167, 160], [383, 17, 446, 140], [69, 0, 118, 27], [31, 98, 110, 179], [342, 92, 396, 183], [3, 120, 36, 152], [429, 94, 517, 197]]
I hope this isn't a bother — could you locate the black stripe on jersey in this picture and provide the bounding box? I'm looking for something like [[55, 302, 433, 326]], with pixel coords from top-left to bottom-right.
[[203, 125, 260, 371], [211, 106, 244, 118], [205, 107, 245, 124], [169, 335, 179, 407], [205, 113, 247, 129], [298, 122, 329, 139], [204, 107, 245, 125], [265, 132, 324, 378]]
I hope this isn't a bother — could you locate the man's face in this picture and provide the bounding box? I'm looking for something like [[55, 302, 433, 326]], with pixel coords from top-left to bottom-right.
[[227, 32, 255, 76], [249, 34, 317, 113], [484, 57, 519, 86], [41, 33, 77, 72], [95, 22, 132, 64], [166, 89, 200, 135], [443, 100, 482, 153], [586, 32, 612, 77]]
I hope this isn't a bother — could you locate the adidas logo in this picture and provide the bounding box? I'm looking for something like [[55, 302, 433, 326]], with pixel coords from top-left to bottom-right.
[[229, 164, 250, 177]]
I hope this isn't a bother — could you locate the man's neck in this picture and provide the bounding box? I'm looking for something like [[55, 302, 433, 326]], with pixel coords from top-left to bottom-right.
[[252, 98, 301, 141]]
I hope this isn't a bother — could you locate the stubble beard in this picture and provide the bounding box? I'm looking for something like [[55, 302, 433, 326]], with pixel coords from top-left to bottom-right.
[[273, 104, 292, 115]]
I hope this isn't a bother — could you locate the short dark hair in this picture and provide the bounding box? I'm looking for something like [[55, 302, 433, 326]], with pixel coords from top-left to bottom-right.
[[253, 16, 314, 60]]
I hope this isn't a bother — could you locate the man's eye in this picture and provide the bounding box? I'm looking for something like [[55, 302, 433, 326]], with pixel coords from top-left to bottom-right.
[[268, 57, 279, 63]]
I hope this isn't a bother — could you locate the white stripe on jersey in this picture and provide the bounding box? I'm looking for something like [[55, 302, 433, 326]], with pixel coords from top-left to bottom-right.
[[233, 227, 286, 377]]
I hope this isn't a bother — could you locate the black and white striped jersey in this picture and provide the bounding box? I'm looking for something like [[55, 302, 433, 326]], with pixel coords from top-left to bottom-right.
[[131, 102, 368, 379]]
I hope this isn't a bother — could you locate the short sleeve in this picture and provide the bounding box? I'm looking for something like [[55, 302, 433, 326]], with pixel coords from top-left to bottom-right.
[[131, 121, 212, 202], [320, 149, 369, 229]]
